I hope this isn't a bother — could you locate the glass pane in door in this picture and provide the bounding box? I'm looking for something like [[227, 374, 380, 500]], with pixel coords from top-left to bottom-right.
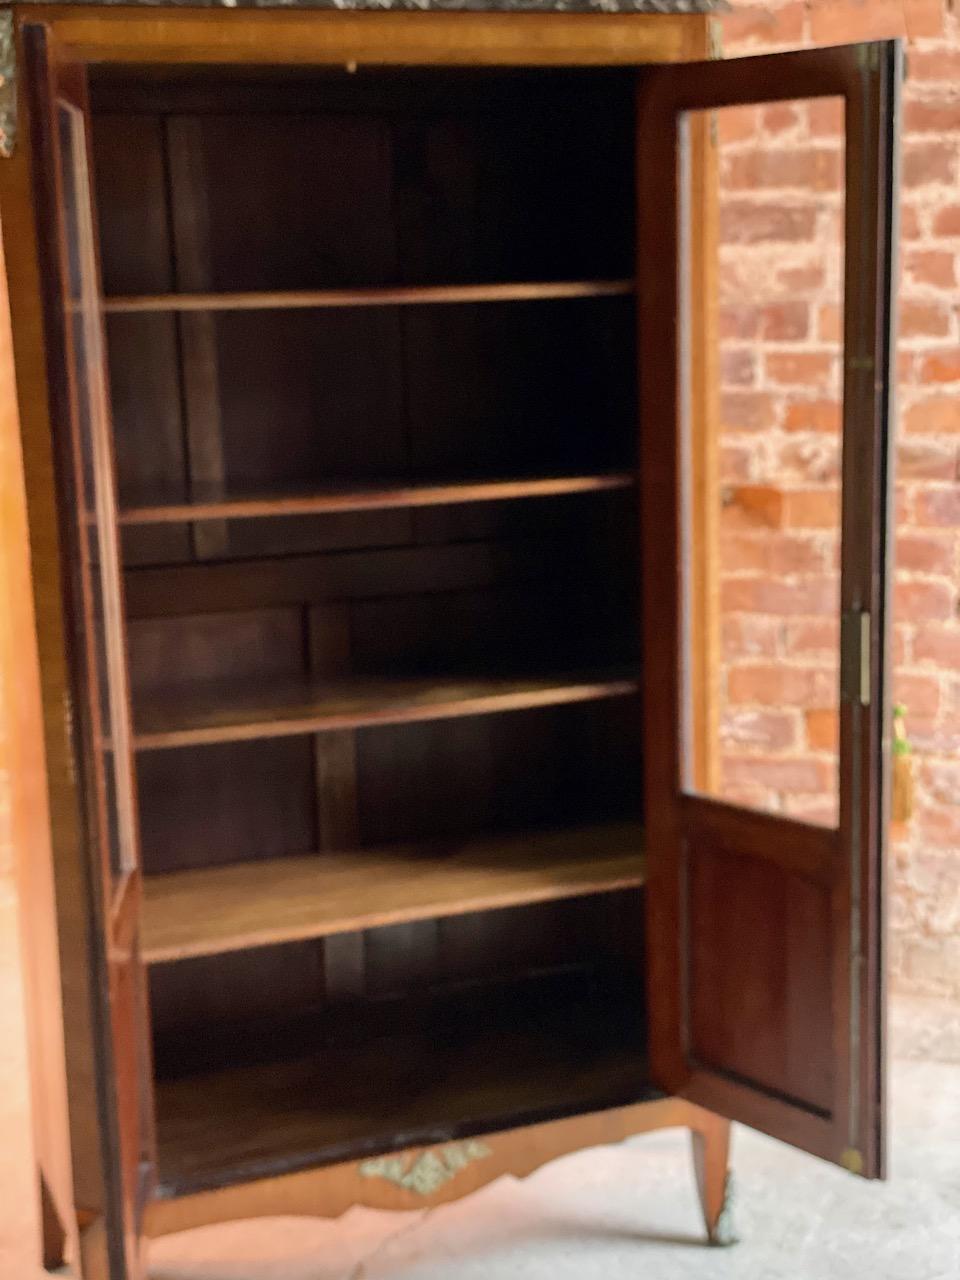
[[681, 99, 845, 828], [58, 101, 139, 882]]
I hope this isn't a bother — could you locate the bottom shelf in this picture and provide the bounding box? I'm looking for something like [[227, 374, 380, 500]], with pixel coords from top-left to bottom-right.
[[154, 969, 654, 1198]]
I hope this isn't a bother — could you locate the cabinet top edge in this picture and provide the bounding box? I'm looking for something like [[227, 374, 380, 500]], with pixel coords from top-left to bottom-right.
[[11, 0, 727, 14]]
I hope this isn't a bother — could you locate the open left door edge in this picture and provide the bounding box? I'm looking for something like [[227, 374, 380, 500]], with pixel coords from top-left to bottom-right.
[[24, 20, 154, 1277]]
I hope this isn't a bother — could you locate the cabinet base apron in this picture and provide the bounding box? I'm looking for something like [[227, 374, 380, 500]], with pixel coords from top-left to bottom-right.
[[144, 1099, 735, 1247]]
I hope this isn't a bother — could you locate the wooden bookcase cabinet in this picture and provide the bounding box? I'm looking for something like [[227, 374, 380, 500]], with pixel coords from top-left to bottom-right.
[[0, 10, 898, 1279]]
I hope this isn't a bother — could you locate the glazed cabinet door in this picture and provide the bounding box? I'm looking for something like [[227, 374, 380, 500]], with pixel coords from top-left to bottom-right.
[[639, 43, 900, 1176], [25, 25, 152, 1280]]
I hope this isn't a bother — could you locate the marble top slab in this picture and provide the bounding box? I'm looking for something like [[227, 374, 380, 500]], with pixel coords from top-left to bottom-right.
[[22, 0, 724, 12]]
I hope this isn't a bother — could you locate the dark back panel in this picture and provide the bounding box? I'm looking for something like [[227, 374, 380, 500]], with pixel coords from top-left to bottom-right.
[[90, 65, 644, 1137]]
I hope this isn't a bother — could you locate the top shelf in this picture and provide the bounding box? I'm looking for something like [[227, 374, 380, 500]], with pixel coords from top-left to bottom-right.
[[101, 278, 636, 315], [117, 472, 634, 526], [131, 667, 640, 751]]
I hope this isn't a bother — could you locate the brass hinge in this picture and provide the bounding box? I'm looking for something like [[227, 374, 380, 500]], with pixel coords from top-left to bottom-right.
[[0, 11, 15, 159], [855, 44, 881, 74], [841, 1147, 864, 1175], [62, 688, 77, 786], [840, 610, 871, 708], [707, 18, 723, 61]]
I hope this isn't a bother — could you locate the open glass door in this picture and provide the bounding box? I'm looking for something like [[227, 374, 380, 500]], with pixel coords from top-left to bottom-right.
[[26, 23, 153, 1278], [638, 42, 900, 1177]]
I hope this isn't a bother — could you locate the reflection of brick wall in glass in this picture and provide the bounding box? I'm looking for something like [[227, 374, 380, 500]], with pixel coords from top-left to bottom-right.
[[721, 0, 960, 1003], [712, 95, 844, 832]]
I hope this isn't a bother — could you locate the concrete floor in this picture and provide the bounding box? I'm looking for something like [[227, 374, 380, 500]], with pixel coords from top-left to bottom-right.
[[2, 883, 959, 1280]]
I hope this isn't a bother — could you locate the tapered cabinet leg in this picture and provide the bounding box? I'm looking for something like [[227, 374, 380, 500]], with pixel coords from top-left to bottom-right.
[[690, 1113, 736, 1246], [39, 1170, 67, 1272]]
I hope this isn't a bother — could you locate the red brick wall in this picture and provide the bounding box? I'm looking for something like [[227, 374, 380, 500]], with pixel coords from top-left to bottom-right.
[[714, 87, 844, 832], [720, 0, 960, 999]]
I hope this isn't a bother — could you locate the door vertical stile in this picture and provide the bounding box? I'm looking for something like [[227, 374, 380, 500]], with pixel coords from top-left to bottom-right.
[[24, 22, 153, 1277], [836, 40, 900, 1178]]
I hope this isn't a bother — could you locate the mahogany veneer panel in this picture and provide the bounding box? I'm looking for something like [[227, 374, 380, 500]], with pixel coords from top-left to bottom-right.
[[154, 972, 653, 1197], [132, 668, 641, 750], [688, 843, 833, 1115], [142, 820, 647, 962]]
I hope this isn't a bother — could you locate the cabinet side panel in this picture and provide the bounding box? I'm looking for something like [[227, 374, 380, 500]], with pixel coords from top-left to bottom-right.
[[1, 35, 128, 1270], [0, 105, 77, 1265]]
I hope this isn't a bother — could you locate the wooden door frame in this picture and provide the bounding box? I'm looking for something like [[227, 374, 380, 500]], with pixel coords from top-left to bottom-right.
[[637, 41, 898, 1177]]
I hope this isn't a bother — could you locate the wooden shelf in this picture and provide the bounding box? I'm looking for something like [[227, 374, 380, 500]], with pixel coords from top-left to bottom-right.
[[118, 472, 635, 526], [142, 820, 646, 963], [154, 971, 654, 1198], [103, 278, 635, 314], [133, 668, 640, 751]]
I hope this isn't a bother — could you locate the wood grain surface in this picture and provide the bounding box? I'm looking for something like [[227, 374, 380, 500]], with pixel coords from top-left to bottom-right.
[[142, 820, 647, 962], [118, 472, 635, 525], [133, 669, 641, 750], [153, 970, 653, 1197], [103, 278, 634, 314]]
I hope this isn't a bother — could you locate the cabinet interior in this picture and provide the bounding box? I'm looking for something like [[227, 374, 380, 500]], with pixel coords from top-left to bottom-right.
[[88, 63, 651, 1199]]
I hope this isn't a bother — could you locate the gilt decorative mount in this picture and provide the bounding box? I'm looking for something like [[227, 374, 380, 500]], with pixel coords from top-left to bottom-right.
[[710, 1172, 738, 1247], [360, 1140, 492, 1197]]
